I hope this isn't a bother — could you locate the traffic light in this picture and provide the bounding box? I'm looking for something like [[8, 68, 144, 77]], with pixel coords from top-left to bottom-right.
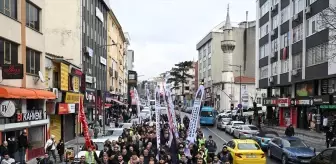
[[230, 104, 234, 110]]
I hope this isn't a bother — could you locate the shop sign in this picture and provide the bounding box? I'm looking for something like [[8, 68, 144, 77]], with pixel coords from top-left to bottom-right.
[[65, 92, 83, 103], [84, 90, 96, 104], [0, 100, 16, 117], [86, 75, 93, 83], [262, 98, 277, 106], [17, 111, 43, 122], [277, 98, 290, 107], [1, 64, 24, 79], [71, 76, 80, 92], [320, 105, 336, 109], [332, 94, 336, 104], [58, 103, 76, 114], [60, 63, 69, 91], [313, 95, 330, 105], [105, 92, 113, 103], [71, 68, 83, 76], [46, 101, 56, 114], [100, 56, 106, 65], [295, 97, 313, 106]]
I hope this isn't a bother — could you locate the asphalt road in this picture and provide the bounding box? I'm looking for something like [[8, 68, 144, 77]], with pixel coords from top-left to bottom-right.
[[178, 111, 281, 164]]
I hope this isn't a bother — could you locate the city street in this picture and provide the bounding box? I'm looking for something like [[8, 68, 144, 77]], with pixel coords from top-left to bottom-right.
[[178, 111, 280, 164]]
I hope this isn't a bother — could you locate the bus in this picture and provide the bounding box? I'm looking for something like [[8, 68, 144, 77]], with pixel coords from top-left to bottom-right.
[[200, 106, 216, 126]]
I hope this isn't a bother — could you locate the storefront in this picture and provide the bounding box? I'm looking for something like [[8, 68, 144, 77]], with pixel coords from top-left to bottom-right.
[[262, 98, 277, 123], [294, 97, 313, 129], [277, 98, 293, 127], [84, 90, 96, 123], [312, 95, 330, 132]]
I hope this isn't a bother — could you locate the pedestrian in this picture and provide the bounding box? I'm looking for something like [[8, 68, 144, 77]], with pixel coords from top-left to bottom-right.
[[45, 135, 57, 162], [17, 130, 29, 164], [248, 116, 252, 125], [38, 153, 53, 164], [78, 156, 89, 164], [326, 127, 334, 148], [205, 135, 217, 161], [7, 137, 16, 159], [1, 153, 15, 164], [217, 146, 232, 164], [56, 139, 64, 162], [0, 141, 9, 157], [285, 124, 295, 137]]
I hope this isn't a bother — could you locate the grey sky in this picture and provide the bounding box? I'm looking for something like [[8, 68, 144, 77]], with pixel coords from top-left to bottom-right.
[[109, 0, 256, 80]]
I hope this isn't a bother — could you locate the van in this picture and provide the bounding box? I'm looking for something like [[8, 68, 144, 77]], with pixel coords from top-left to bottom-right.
[[199, 106, 216, 126]]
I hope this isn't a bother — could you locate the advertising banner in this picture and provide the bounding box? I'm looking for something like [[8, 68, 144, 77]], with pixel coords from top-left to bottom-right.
[[155, 86, 161, 160]]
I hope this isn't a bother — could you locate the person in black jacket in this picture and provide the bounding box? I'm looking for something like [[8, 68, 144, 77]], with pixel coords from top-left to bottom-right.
[[17, 130, 28, 164], [0, 141, 9, 158], [56, 139, 64, 162], [7, 137, 16, 159], [38, 153, 54, 164], [326, 127, 334, 148], [285, 124, 295, 137]]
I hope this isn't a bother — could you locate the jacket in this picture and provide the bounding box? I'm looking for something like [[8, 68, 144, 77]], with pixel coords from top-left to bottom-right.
[[205, 140, 217, 153], [38, 158, 53, 164], [45, 139, 56, 151], [18, 134, 28, 149], [217, 151, 233, 163]]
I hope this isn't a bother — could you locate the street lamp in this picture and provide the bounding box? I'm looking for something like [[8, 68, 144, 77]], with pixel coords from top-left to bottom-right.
[[229, 64, 242, 116]]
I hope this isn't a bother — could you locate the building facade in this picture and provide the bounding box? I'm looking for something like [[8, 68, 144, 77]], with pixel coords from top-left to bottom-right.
[[0, 0, 56, 160], [196, 8, 256, 109], [256, 0, 336, 131], [127, 50, 135, 71]]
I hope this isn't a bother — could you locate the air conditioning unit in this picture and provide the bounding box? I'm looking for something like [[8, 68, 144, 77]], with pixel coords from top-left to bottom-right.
[[292, 69, 298, 76], [269, 76, 274, 83], [293, 14, 298, 21], [52, 88, 59, 99], [305, 6, 311, 14]]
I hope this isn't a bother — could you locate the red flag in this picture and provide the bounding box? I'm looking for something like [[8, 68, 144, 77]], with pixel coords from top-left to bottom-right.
[[79, 96, 93, 149]]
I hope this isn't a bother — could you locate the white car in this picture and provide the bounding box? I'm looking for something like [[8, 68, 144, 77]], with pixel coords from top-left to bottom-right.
[[233, 125, 259, 138], [225, 121, 244, 135], [217, 117, 231, 130], [118, 123, 132, 128], [104, 128, 124, 136]]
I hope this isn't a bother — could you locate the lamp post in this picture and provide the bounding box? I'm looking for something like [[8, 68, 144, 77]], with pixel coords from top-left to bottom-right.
[[94, 43, 117, 137], [229, 64, 242, 116]]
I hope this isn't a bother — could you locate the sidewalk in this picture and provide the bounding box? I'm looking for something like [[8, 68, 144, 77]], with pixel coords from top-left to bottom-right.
[[262, 125, 326, 152]]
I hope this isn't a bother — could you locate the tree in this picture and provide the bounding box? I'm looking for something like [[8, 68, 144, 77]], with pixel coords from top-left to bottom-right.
[[167, 61, 194, 103], [320, 5, 336, 61]]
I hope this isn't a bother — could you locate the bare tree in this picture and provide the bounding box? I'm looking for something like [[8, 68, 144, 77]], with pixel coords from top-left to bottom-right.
[[320, 5, 336, 61]]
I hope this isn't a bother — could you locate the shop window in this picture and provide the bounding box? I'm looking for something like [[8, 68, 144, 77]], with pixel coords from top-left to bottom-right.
[[26, 99, 44, 111], [53, 71, 59, 88], [296, 82, 314, 97], [29, 126, 44, 148]]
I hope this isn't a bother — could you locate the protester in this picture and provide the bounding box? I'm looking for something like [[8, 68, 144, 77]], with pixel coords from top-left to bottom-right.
[[18, 130, 29, 164], [285, 124, 295, 137], [56, 139, 65, 162], [1, 153, 15, 164], [45, 135, 57, 162]]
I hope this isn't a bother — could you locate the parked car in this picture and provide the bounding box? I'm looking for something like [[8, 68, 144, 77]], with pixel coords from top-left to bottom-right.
[[217, 117, 231, 130], [233, 125, 259, 139], [251, 130, 279, 151], [225, 121, 244, 135], [310, 147, 336, 164], [267, 136, 316, 164]]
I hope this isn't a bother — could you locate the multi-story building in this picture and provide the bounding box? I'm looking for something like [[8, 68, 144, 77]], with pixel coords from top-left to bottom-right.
[[196, 7, 256, 109], [0, 0, 57, 161], [195, 61, 199, 88], [127, 50, 135, 71], [255, 0, 336, 131]]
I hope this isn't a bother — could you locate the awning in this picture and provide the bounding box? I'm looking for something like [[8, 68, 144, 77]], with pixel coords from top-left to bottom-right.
[[33, 89, 56, 99], [112, 99, 128, 106], [0, 86, 56, 99], [0, 86, 37, 99]]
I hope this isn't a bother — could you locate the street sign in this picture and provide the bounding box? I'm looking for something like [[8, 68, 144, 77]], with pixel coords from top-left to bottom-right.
[[238, 103, 242, 109]]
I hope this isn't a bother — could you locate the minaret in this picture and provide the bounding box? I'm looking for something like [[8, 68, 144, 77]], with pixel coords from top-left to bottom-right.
[[221, 4, 236, 83]]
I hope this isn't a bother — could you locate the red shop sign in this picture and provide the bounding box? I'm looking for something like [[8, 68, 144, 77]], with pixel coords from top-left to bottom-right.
[[278, 98, 290, 107]]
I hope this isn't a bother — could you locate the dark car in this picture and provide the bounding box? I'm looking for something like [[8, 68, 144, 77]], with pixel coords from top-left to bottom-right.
[[251, 130, 279, 151], [267, 136, 316, 164], [310, 147, 336, 164]]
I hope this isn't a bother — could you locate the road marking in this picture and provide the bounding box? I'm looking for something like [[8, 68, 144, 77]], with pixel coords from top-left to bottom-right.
[[206, 127, 228, 143]]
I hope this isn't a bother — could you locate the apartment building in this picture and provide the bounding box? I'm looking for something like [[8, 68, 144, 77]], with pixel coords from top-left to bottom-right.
[[196, 8, 256, 109], [0, 0, 56, 161], [256, 0, 336, 131]]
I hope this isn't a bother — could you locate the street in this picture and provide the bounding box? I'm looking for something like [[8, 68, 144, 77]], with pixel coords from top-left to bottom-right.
[[178, 111, 281, 164]]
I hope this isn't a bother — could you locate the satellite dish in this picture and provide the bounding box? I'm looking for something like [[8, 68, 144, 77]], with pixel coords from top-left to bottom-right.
[[38, 71, 45, 82]]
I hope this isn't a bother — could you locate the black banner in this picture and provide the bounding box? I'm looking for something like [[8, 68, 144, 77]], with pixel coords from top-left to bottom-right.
[[2, 64, 24, 79]]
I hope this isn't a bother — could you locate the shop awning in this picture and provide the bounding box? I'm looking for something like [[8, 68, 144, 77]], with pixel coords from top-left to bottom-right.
[[0, 86, 37, 99], [0, 86, 56, 99], [112, 99, 128, 106], [33, 89, 56, 99]]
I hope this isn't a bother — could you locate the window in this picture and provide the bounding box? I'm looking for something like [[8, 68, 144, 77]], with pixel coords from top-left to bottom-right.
[[320, 149, 333, 161], [208, 69, 211, 77], [271, 0, 279, 6], [307, 14, 324, 36], [0, 39, 18, 65], [292, 53, 302, 70], [238, 143, 260, 150], [271, 39, 278, 53], [203, 48, 206, 58], [281, 33, 289, 48], [26, 48, 40, 75], [0, 0, 17, 19], [208, 58, 211, 66], [271, 62, 277, 76], [272, 15, 278, 30], [293, 24, 303, 43], [260, 66, 268, 79], [198, 50, 201, 59], [307, 43, 328, 66], [259, 43, 269, 59], [257, 98, 262, 104], [281, 7, 289, 23], [259, 23, 269, 38], [26, 1, 40, 31], [260, 1, 269, 17], [208, 43, 211, 54], [293, 0, 304, 15], [281, 59, 289, 73]]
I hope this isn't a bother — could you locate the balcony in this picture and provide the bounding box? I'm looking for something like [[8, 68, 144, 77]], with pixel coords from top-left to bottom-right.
[[221, 40, 236, 53]]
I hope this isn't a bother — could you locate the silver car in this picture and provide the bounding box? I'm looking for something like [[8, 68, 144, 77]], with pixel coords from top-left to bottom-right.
[[233, 125, 259, 139], [217, 117, 231, 130]]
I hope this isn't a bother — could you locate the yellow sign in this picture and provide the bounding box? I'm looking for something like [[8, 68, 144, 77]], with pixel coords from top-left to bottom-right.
[[72, 76, 80, 92], [60, 63, 69, 91], [65, 92, 83, 103]]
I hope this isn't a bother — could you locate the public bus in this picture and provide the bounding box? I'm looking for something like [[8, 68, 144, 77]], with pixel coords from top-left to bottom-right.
[[199, 106, 216, 126]]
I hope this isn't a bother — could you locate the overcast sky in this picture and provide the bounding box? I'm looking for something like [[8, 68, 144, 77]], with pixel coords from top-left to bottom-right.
[[109, 0, 256, 80]]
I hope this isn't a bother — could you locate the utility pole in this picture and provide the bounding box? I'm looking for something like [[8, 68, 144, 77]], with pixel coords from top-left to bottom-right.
[[239, 65, 242, 116]]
